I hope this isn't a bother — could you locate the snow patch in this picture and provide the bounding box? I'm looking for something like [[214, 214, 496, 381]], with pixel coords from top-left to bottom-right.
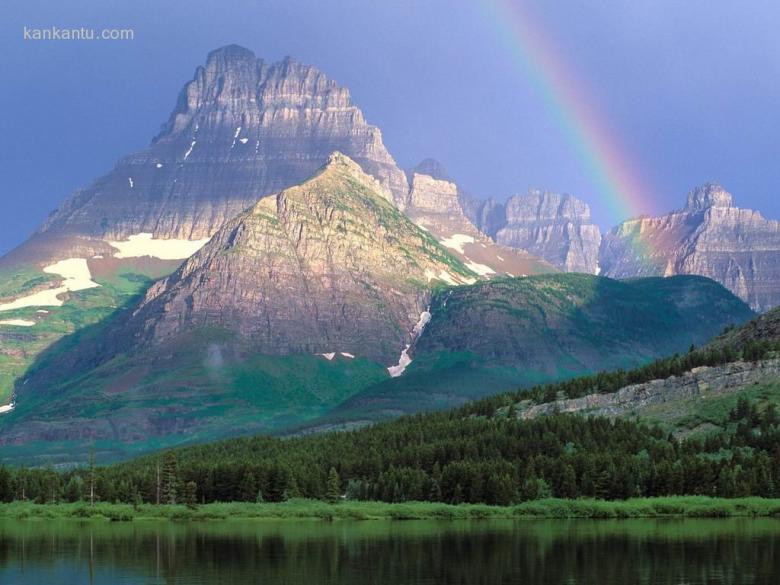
[[387, 347, 412, 377], [156, 163, 163, 169], [0, 258, 100, 312], [388, 311, 431, 378], [465, 261, 496, 276], [183, 140, 197, 160], [440, 234, 475, 254], [239, 137, 249, 144], [107, 233, 210, 260], [412, 310, 431, 335], [44, 259, 100, 292], [231, 127, 242, 148], [0, 319, 36, 327]]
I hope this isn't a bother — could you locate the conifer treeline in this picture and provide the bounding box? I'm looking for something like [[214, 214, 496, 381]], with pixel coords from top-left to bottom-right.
[[2, 332, 778, 507], [1, 398, 778, 505]]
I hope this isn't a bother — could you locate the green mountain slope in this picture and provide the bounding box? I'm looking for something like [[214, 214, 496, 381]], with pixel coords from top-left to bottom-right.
[[317, 274, 754, 426], [0, 259, 180, 404]]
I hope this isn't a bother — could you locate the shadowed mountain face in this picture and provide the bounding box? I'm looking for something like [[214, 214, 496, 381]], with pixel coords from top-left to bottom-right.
[[601, 183, 780, 312]]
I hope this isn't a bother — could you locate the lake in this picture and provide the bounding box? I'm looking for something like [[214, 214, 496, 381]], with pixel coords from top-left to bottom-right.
[[0, 518, 779, 584]]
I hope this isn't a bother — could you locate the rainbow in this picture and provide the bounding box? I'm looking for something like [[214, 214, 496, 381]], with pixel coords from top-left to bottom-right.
[[480, 0, 656, 227]]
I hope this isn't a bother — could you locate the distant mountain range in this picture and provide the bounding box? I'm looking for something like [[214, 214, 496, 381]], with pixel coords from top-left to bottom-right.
[[0, 45, 775, 463]]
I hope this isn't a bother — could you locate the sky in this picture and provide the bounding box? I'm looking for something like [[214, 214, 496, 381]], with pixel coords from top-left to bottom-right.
[[1, 0, 778, 254]]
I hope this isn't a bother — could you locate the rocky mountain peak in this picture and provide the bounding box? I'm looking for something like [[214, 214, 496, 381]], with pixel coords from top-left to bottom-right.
[[30, 47, 408, 247], [121, 153, 473, 363], [204, 43, 258, 68], [412, 158, 451, 182], [684, 183, 733, 211], [601, 183, 780, 311]]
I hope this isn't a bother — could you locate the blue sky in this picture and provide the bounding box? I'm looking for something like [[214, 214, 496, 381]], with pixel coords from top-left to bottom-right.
[[1, 0, 778, 254]]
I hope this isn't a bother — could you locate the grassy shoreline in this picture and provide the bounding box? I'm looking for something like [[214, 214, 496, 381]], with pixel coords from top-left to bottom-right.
[[3, 497, 780, 522]]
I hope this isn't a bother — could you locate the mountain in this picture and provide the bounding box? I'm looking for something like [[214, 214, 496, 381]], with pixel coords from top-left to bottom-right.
[[0, 159, 752, 464], [464, 190, 602, 274], [600, 183, 780, 312], [404, 163, 556, 279], [0, 154, 477, 463], [0, 46, 413, 407], [300, 273, 753, 429], [107, 152, 475, 363], [0, 47, 557, 411]]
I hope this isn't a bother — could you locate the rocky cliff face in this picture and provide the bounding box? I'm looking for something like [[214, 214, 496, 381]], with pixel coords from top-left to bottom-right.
[[518, 359, 780, 425], [108, 153, 473, 365], [404, 162, 555, 279], [600, 183, 780, 312], [25, 45, 407, 257], [465, 190, 601, 274]]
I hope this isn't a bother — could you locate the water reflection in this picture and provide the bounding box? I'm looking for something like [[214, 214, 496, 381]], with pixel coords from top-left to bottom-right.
[[0, 518, 779, 584]]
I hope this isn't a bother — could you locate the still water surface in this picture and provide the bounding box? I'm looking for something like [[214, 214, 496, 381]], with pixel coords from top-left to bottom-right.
[[0, 518, 779, 584]]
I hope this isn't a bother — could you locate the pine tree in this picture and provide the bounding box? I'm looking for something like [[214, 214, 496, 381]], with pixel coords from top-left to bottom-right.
[[162, 450, 179, 505], [0, 465, 12, 503], [238, 472, 257, 502], [558, 464, 577, 499], [285, 474, 302, 500], [326, 467, 341, 503], [183, 481, 198, 509], [64, 475, 85, 502], [88, 451, 96, 506], [264, 467, 288, 503]]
